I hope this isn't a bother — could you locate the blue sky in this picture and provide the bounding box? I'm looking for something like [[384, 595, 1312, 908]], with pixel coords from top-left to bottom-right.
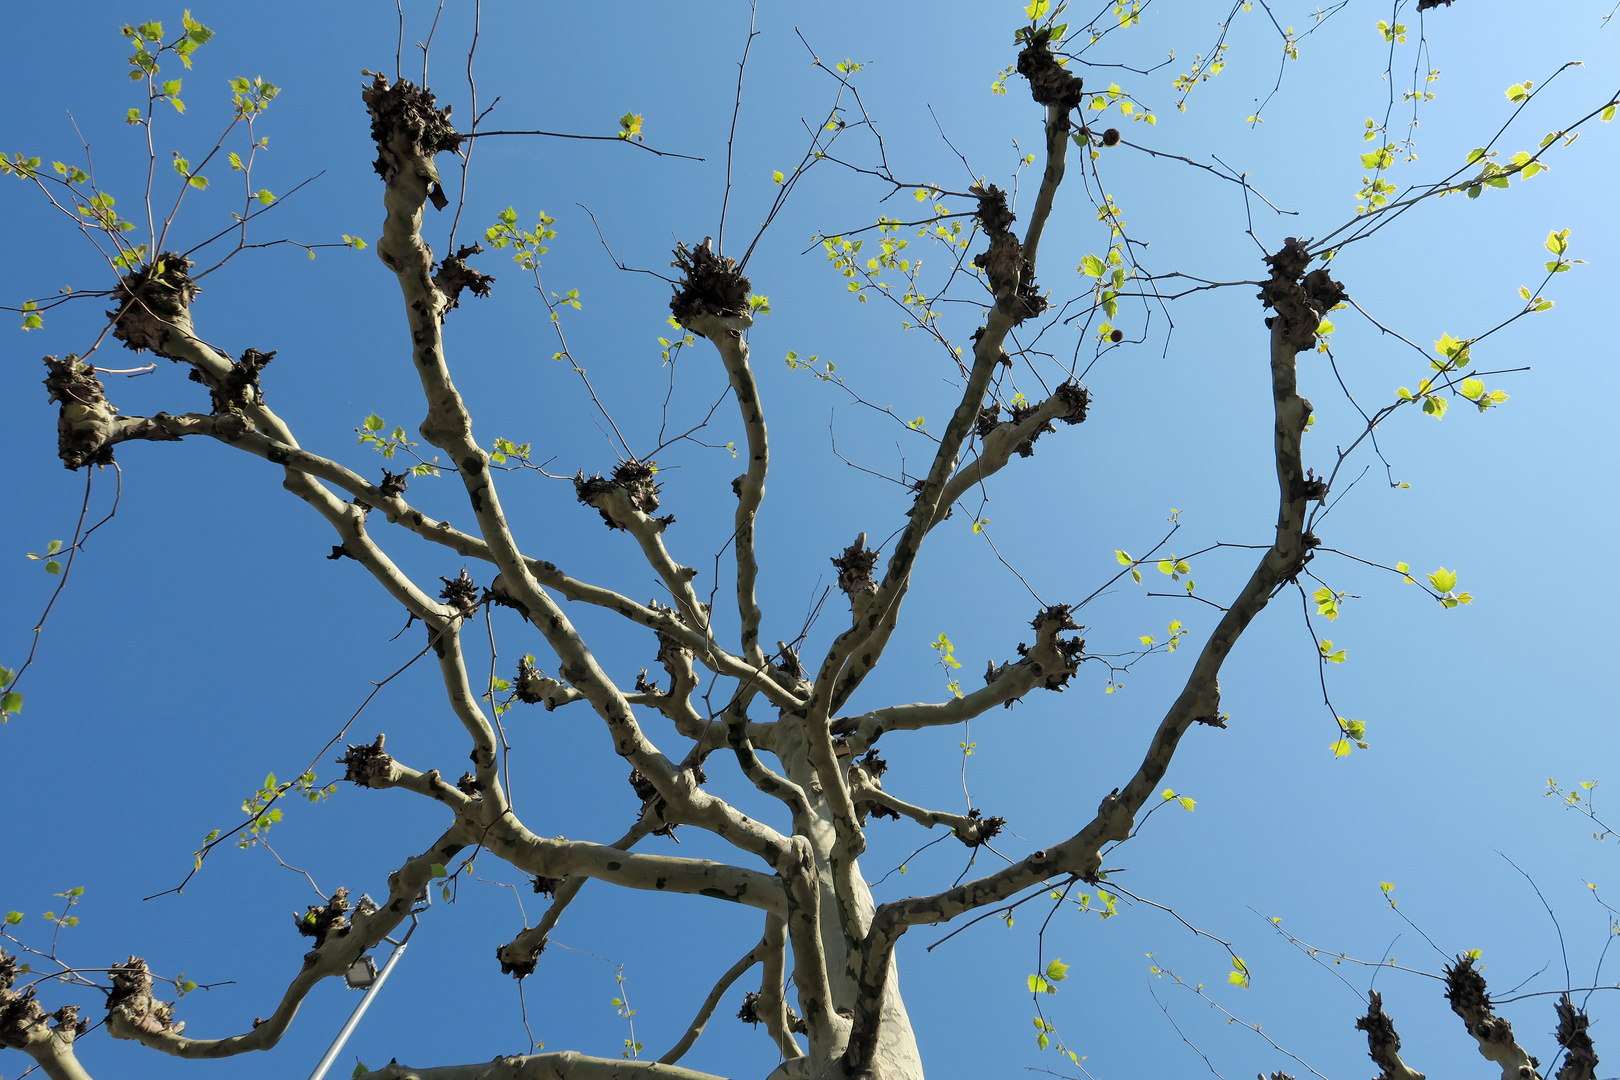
[[3, 2, 1619, 1078]]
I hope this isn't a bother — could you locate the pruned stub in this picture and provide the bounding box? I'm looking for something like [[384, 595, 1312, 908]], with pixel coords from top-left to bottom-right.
[[296, 887, 353, 948], [955, 808, 1006, 848], [971, 184, 1047, 324], [433, 243, 495, 315], [362, 74, 463, 184], [337, 733, 396, 788], [190, 346, 274, 413], [0, 948, 87, 1049], [1017, 603, 1086, 690], [669, 239, 752, 328], [1258, 237, 1347, 352], [438, 567, 480, 618], [1017, 28, 1084, 114], [106, 956, 183, 1037], [573, 459, 661, 530], [45, 356, 115, 469], [831, 533, 879, 598], [497, 939, 543, 979], [108, 252, 199, 355]]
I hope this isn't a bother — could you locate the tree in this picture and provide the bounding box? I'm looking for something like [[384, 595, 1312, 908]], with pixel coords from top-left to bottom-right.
[[3, 3, 1618, 1079]]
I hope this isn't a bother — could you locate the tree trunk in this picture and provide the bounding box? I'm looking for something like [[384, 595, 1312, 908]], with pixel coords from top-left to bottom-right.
[[771, 722, 925, 1080]]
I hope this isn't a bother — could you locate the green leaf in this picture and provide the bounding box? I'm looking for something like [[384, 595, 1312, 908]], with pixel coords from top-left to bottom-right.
[[1045, 958, 1070, 982], [0, 692, 21, 715], [1461, 377, 1484, 400], [4, 911, 21, 924], [189, 174, 207, 189], [1024, 0, 1051, 17], [46, 540, 62, 555], [1331, 738, 1352, 757], [257, 189, 274, 205], [352, 1063, 370, 1078], [772, 169, 784, 185], [430, 863, 448, 879], [1081, 253, 1105, 277], [45, 560, 61, 575], [1428, 567, 1457, 593]]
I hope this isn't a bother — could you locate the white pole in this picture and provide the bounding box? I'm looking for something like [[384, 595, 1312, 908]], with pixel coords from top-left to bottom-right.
[[307, 940, 411, 1080]]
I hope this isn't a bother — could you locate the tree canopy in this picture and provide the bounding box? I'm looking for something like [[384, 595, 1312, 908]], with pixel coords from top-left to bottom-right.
[[3, 3, 1619, 1079]]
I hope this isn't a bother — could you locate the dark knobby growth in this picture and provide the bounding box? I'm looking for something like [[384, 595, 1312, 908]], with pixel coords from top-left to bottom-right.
[[0, 948, 78, 1051], [362, 73, 463, 184], [108, 252, 199, 354], [971, 184, 1046, 323], [189, 346, 274, 413], [530, 876, 561, 898], [379, 468, 410, 498], [1016, 604, 1086, 690], [851, 750, 900, 824], [669, 239, 751, 325], [774, 640, 805, 682], [456, 771, 481, 795], [106, 957, 182, 1037], [832, 533, 879, 599], [438, 568, 480, 618], [1554, 994, 1599, 1080], [1258, 237, 1348, 352], [574, 459, 662, 530], [497, 939, 544, 979], [1017, 28, 1084, 113], [432, 243, 495, 314], [514, 655, 550, 704], [1356, 990, 1426, 1080], [44, 355, 127, 469], [295, 887, 353, 948], [736, 990, 762, 1026], [337, 733, 396, 788], [1417, 0, 1456, 8], [955, 808, 1006, 848], [1445, 954, 1533, 1067], [627, 769, 658, 803]]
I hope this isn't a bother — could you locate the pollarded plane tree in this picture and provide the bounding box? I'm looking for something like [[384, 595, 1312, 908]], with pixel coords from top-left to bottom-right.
[[2, 4, 1615, 1080]]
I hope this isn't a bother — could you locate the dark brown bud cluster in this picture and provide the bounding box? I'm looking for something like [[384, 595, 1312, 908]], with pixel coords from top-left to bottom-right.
[[971, 184, 1046, 323], [106, 956, 183, 1037], [1259, 237, 1348, 352], [1016, 28, 1084, 113], [438, 567, 480, 618], [669, 239, 751, 326], [362, 73, 463, 184], [108, 253, 199, 355], [189, 346, 274, 413], [574, 459, 662, 530], [337, 733, 395, 788], [831, 533, 879, 598], [295, 887, 353, 948], [433, 242, 495, 314]]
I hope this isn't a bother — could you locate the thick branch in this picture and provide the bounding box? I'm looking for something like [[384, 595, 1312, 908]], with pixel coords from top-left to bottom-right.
[[107, 829, 462, 1058], [844, 241, 1325, 1074], [1356, 990, 1427, 1080], [690, 311, 769, 667], [365, 1052, 727, 1080]]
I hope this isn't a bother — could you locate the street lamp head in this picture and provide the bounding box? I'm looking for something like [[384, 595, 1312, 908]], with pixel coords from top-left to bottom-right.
[[342, 954, 379, 991]]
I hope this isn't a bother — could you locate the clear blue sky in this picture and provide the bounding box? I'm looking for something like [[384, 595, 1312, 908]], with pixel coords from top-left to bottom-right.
[[3, 2, 1618, 1078]]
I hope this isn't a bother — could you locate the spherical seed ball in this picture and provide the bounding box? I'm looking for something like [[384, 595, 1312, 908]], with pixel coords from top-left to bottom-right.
[[1101, 128, 1120, 146], [1109, 329, 1124, 343]]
